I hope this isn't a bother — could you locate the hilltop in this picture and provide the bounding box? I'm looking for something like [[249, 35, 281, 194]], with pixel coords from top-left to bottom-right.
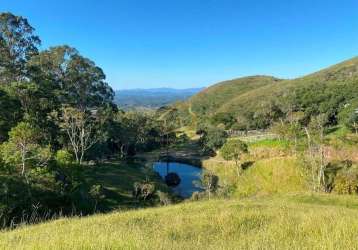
[[177, 57, 358, 129]]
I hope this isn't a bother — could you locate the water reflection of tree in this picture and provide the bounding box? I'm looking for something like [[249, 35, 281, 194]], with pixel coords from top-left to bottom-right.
[[158, 107, 180, 175]]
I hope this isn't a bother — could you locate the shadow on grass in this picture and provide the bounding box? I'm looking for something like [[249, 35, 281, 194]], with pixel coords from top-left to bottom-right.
[[83, 160, 170, 211]]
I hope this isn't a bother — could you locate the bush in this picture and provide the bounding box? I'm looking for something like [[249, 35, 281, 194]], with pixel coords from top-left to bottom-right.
[[201, 171, 219, 199], [198, 126, 228, 154], [216, 182, 235, 198], [55, 149, 74, 167], [133, 181, 156, 201], [220, 140, 248, 164], [346, 110, 358, 134], [190, 191, 206, 201], [156, 191, 172, 206], [89, 184, 106, 211], [334, 169, 358, 195], [177, 134, 189, 144]]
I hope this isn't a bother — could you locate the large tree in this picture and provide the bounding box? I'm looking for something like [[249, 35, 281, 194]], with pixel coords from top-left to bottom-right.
[[28, 46, 114, 110], [0, 12, 40, 83], [24, 46, 115, 146], [0, 89, 22, 142]]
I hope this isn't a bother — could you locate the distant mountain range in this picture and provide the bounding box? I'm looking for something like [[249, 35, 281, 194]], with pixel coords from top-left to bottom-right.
[[114, 87, 204, 109]]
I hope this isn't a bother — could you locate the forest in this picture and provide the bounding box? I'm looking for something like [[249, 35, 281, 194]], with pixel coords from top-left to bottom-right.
[[0, 12, 182, 227]]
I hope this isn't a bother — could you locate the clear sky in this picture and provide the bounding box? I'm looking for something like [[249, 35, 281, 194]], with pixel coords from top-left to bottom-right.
[[1, 0, 358, 90]]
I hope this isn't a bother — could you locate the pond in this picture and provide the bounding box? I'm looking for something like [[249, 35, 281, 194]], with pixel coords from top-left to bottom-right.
[[153, 162, 203, 198]]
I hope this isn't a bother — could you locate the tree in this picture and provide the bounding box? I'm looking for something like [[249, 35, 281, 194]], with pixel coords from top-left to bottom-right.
[[304, 114, 328, 192], [112, 111, 161, 158], [6, 82, 40, 117], [0, 12, 40, 83], [27, 46, 114, 110], [199, 126, 228, 154], [253, 101, 284, 129], [65, 54, 114, 110], [0, 88, 22, 142], [53, 106, 99, 165], [0, 122, 51, 177], [158, 107, 179, 160], [270, 111, 303, 152], [201, 171, 219, 199], [346, 110, 358, 134], [220, 139, 248, 177], [211, 112, 236, 128]]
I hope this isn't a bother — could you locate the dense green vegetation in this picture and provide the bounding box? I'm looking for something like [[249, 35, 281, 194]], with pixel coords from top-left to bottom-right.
[[0, 12, 175, 228], [176, 58, 358, 130]]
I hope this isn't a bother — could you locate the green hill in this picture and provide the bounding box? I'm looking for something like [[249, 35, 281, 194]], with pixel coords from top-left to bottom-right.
[[181, 57, 358, 128], [2, 194, 358, 249], [189, 76, 281, 116]]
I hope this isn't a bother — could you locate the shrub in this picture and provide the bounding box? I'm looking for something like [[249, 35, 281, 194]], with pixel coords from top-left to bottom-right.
[[190, 191, 206, 201], [89, 184, 106, 211], [177, 134, 190, 144], [156, 191, 172, 206], [346, 110, 358, 134], [55, 149, 74, 167], [201, 171, 219, 199], [216, 182, 235, 198], [334, 169, 358, 195], [133, 181, 156, 201], [198, 126, 228, 154]]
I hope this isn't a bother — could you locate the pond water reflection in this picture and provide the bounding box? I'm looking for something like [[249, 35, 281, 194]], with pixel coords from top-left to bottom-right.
[[153, 162, 203, 198]]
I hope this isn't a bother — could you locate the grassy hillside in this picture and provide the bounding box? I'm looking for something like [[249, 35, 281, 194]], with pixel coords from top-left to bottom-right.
[[181, 57, 358, 127], [188, 76, 280, 116], [218, 57, 358, 116], [2, 194, 358, 249], [82, 160, 169, 210], [1, 130, 357, 249]]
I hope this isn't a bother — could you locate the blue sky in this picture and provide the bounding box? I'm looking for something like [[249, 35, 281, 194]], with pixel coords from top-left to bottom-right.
[[1, 0, 358, 90]]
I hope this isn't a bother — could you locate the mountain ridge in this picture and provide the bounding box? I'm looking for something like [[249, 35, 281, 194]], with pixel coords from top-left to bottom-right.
[[176, 56, 358, 129], [114, 87, 204, 109]]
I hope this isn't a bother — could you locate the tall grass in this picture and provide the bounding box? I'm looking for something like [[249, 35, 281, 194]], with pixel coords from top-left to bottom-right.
[[235, 157, 308, 197], [2, 195, 358, 249]]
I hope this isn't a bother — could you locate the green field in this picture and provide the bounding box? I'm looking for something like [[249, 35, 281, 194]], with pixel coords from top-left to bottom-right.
[[2, 194, 358, 250]]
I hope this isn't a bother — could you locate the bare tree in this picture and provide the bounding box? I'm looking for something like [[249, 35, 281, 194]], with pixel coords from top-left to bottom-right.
[[304, 114, 327, 192], [53, 106, 99, 165]]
